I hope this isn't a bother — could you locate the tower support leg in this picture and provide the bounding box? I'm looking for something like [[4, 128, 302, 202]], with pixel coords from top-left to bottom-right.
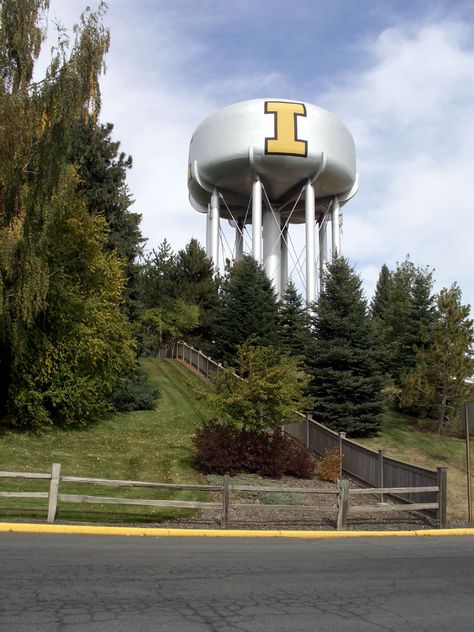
[[319, 214, 328, 290], [209, 188, 220, 271], [331, 197, 341, 258], [281, 222, 289, 296]]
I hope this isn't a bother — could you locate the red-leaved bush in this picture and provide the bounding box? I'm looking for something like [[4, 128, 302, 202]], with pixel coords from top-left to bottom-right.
[[193, 420, 315, 478]]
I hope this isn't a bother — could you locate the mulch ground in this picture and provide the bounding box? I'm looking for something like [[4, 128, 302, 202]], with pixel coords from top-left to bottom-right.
[[155, 473, 437, 532]]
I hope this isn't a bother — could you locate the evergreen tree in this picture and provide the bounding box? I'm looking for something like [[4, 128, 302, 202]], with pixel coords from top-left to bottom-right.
[[138, 240, 177, 311], [401, 285, 474, 433], [306, 258, 385, 436], [71, 119, 145, 320], [370, 264, 392, 322], [213, 256, 279, 365], [174, 239, 219, 350], [371, 258, 435, 382], [277, 281, 311, 360]]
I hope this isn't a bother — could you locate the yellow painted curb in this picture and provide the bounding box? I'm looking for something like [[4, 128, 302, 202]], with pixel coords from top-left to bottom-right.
[[0, 523, 473, 538]]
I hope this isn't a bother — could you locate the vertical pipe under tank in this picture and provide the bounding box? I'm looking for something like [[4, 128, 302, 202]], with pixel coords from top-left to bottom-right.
[[235, 219, 244, 261], [263, 207, 281, 297], [252, 177, 262, 263]]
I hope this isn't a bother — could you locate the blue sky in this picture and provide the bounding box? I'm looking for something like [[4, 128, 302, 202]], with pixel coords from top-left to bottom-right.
[[46, 0, 474, 309]]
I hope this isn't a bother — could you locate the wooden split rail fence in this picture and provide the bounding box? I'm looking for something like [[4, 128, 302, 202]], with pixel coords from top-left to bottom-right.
[[0, 464, 447, 529]]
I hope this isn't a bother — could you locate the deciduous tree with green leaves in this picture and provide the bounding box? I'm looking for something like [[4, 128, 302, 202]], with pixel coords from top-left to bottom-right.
[[209, 342, 312, 432], [401, 285, 474, 433], [7, 168, 136, 428], [0, 1, 137, 427], [137, 300, 199, 357]]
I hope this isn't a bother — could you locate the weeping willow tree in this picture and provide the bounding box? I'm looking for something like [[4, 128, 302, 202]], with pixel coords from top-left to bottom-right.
[[0, 1, 136, 428]]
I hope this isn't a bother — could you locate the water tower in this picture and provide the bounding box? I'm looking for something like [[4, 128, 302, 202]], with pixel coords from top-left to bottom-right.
[[188, 98, 358, 302]]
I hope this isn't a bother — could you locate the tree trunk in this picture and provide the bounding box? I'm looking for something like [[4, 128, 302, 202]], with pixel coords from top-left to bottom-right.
[[437, 393, 447, 435]]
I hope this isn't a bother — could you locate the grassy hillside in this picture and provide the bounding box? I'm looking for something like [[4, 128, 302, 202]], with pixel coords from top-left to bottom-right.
[[358, 410, 473, 523], [0, 359, 214, 524], [1, 359, 471, 525]]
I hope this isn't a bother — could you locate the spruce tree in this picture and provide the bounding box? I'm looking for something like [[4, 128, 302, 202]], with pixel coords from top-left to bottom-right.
[[138, 240, 178, 311], [71, 119, 145, 320], [277, 281, 311, 360], [371, 264, 392, 321], [306, 257, 384, 436], [213, 256, 279, 365], [371, 258, 435, 383], [174, 239, 219, 350]]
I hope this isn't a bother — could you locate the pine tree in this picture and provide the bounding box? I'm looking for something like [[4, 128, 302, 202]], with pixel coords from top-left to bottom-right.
[[213, 256, 279, 365], [401, 285, 474, 433], [371, 258, 435, 383], [277, 281, 311, 360], [138, 239, 178, 312], [174, 239, 219, 350], [306, 258, 385, 436], [371, 264, 392, 321], [71, 119, 145, 320]]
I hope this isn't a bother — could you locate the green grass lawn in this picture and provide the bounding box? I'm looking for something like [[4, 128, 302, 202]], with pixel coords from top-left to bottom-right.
[[2, 360, 472, 526], [358, 410, 474, 523], [0, 359, 215, 525]]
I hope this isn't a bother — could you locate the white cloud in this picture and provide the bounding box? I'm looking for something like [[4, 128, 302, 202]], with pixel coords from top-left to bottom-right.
[[319, 20, 474, 307], [37, 3, 474, 311]]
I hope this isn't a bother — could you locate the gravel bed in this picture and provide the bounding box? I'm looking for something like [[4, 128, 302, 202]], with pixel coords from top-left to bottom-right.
[[152, 473, 437, 532]]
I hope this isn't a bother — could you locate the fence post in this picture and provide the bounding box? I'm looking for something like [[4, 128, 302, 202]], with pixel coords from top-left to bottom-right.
[[306, 416, 311, 448], [221, 474, 230, 529], [379, 449, 385, 503], [339, 432, 346, 478], [437, 466, 448, 529], [197, 350, 201, 374], [47, 462, 61, 523], [336, 479, 349, 530]]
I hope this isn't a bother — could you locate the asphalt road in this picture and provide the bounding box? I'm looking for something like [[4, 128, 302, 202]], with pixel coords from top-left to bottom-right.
[[0, 533, 473, 631]]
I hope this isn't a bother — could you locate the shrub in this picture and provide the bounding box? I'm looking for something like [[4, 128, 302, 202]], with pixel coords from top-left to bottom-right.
[[109, 366, 160, 412], [193, 420, 315, 478], [193, 419, 242, 474], [316, 448, 342, 482], [284, 438, 316, 479]]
